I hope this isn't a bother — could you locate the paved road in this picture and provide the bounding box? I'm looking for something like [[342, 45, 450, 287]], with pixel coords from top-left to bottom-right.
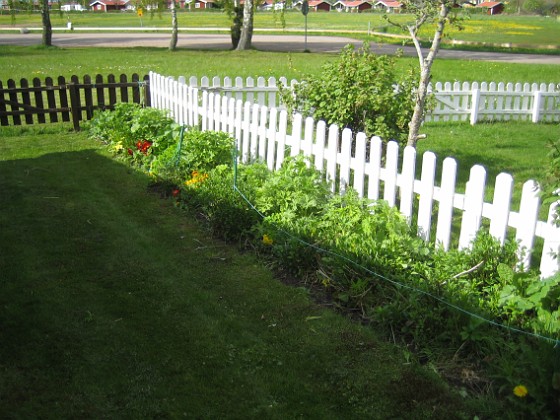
[[2, 32, 560, 64]]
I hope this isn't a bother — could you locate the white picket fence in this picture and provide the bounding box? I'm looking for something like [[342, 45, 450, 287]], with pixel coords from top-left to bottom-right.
[[428, 81, 560, 124], [149, 71, 560, 278], [184, 76, 560, 124]]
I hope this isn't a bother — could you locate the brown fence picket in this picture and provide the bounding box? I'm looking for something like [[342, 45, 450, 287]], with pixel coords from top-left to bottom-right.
[[33, 78, 46, 124], [0, 80, 7, 126], [108, 74, 117, 107], [20, 78, 33, 124], [95, 74, 105, 111], [45, 77, 58, 123], [143, 74, 151, 107], [58, 76, 70, 123], [7, 80, 21, 126], [69, 75, 81, 130], [132, 73, 141, 104], [83, 75, 94, 120], [120, 74, 129, 103]]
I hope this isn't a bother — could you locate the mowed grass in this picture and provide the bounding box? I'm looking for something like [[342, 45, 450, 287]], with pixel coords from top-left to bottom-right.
[[0, 125, 486, 418], [1, 45, 560, 84]]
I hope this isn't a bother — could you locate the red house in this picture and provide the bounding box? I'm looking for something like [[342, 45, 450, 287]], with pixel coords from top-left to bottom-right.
[[309, 0, 331, 11], [193, 0, 215, 8], [89, 0, 128, 11], [334, 0, 373, 12], [475, 1, 504, 14]]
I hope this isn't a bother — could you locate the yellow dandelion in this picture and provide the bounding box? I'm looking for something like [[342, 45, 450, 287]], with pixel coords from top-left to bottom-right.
[[262, 234, 273, 246], [513, 385, 528, 398]]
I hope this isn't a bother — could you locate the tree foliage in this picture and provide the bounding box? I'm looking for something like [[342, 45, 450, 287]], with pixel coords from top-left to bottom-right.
[[523, 0, 560, 15], [281, 44, 418, 146]]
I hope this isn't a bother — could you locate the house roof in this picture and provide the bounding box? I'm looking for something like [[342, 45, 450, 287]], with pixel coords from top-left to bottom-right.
[[340, 0, 372, 6], [89, 0, 127, 5], [375, 0, 401, 7], [309, 0, 331, 5], [475, 1, 503, 7]]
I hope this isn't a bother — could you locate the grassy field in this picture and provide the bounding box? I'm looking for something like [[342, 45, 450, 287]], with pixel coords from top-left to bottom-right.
[[1, 45, 560, 84], [0, 125, 490, 418], [1, 10, 560, 48]]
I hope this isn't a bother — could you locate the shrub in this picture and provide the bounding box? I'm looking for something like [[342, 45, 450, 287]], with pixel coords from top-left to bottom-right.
[[280, 43, 418, 146], [542, 136, 560, 225]]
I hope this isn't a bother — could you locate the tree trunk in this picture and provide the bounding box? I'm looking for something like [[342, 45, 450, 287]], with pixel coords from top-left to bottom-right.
[[169, 0, 178, 51], [407, 3, 449, 148], [236, 0, 253, 51], [230, 1, 243, 49], [41, 0, 52, 47]]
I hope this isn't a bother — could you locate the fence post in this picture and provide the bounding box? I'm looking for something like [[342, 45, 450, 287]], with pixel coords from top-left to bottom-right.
[[532, 90, 542, 123], [470, 88, 480, 125]]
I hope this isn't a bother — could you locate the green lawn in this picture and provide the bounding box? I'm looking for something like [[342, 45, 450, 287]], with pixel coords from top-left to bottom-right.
[[0, 125, 489, 418], [1, 45, 560, 85]]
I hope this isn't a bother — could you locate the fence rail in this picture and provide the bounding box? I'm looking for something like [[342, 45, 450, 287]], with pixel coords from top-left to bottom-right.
[[0, 74, 150, 130], [149, 71, 560, 279]]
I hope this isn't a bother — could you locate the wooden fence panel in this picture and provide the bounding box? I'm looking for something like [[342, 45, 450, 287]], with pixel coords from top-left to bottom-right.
[[0, 73, 150, 130]]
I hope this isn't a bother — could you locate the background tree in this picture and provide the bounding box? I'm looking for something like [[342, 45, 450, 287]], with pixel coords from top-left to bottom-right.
[[169, 0, 178, 50], [236, 0, 254, 50], [386, 0, 459, 148], [41, 0, 53, 46]]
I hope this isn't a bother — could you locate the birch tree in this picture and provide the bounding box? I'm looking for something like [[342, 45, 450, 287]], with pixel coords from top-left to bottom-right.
[[236, 0, 254, 50], [387, 0, 458, 147], [169, 0, 178, 51]]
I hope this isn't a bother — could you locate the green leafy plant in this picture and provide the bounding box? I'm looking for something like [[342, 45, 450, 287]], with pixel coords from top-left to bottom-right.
[[151, 129, 235, 183], [498, 265, 560, 336], [542, 135, 560, 226], [280, 43, 419, 145]]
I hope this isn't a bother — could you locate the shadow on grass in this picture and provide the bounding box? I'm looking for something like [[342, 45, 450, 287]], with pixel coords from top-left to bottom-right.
[[0, 148, 480, 418]]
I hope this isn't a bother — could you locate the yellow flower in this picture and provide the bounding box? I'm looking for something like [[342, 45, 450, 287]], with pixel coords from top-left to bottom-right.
[[513, 385, 528, 398], [262, 234, 273, 246], [184, 171, 208, 187]]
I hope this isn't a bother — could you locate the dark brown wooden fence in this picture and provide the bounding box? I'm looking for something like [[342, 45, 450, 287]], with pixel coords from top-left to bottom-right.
[[0, 73, 150, 131]]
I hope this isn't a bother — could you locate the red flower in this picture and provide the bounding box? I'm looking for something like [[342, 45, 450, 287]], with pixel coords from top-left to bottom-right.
[[127, 148, 133, 155], [171, 189, 180, 197], [136, 140, 152, 155]]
